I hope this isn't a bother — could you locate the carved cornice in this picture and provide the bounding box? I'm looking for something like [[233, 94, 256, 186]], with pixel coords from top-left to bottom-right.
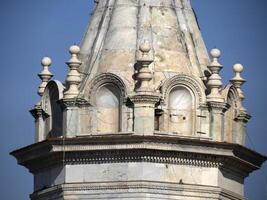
[[236, 111, 251, 123], [62, 149, 223, 168], [129, 92, 161, 104], [11, 135, 266, 178], [29, 105, 49, 119], [207, 101, 230, 113]]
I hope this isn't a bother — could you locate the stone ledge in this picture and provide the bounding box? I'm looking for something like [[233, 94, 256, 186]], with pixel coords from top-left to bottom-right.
[[31, 181, 245, 200], [10, 135, 266, 177]]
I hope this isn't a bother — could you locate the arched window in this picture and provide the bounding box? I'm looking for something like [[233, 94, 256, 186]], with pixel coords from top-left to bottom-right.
[[224, 92, 237, 143], [42, 82, 63, 139], [49, 88, 63, 137], [96, 84, 121, 133], [168, 86, 194, 136]]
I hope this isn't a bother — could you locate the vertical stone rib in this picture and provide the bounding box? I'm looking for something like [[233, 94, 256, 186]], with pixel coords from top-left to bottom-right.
[[79, 0, 116, 90], [181, 0, 210, 74], [97, 0, 138, 86], [173, 0, 201, 77]]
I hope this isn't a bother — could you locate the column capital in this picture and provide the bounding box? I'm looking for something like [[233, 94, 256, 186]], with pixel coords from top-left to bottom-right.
[[59, 98, 91, 109], [207, 101, 230, 113], [236, 111, 251, 123], [129, 92, 161, 105], [30, 104, 49, 119]]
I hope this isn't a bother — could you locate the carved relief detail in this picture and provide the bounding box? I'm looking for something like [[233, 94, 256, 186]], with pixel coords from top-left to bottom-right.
[[87, 73, 128, 104], [160, 74, 205, 104]]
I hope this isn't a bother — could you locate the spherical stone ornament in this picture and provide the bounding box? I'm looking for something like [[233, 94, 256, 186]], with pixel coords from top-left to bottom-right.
[[210, 48, 221, 59], [41, 57, 52, 66], [69, 45, 80, 54], [233, 63, 244, 73], [139, 40, 151, 53]]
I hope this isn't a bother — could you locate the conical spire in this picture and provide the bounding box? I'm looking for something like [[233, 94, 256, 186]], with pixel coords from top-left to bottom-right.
[[79, 0, 210, 93]]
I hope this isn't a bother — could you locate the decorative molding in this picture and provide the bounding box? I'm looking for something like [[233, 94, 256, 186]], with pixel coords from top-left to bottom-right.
[[222, 84, 243, 117], [222, 84, 240, 103], [129, 92, 161, 104], [236, 112, 251, 124], [86, 73, 128, 105], [30, 104, 49, 119], [160, 74, 205, 104], [11, 135, 266, 177], [59, 98, 91, 109], [30, 181, 245, 200], [207, 101, 230, 113]]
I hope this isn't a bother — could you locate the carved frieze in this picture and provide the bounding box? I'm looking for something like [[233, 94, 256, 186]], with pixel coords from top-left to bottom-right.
[[11, 135, 266, 177]]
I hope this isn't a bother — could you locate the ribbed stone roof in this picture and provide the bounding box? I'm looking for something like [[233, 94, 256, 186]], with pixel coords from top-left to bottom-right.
[[79, 0, 210, 92]]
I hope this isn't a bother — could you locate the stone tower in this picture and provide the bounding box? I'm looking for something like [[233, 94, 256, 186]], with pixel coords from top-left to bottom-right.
[[11, 0, 266, 199]]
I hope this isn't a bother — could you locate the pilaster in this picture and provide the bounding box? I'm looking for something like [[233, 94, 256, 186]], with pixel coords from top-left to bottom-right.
[[60, 98, 90, 137], [130, 93, 161, 135], [208, 101, 230, 142]]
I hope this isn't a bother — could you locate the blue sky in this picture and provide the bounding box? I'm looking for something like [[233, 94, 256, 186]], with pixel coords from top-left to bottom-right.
[[0, 0, 266, 199]]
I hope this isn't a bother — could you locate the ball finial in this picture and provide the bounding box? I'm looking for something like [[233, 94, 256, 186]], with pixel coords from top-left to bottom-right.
[[139, 40, 151, 53], [69, 45, 80, 54], [210, 48, 221, 59], [41, 57, 52, 66], [233, 63, 244, 73]]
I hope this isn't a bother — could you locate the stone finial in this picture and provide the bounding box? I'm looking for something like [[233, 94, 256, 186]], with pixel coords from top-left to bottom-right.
[[64, 45, 82, 99], [135, 40, 153, 92], [230, 63, 246, 100], [38, 57, 53, 97], [207, 48, 224, 102], [139, 40, 151, 59]]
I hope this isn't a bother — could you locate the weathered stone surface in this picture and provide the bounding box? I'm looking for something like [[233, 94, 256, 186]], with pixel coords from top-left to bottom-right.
[[11, 136, 266, 199], [11, 0, 266, 199]]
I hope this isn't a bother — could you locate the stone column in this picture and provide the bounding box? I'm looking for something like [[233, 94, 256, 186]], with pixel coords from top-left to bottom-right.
[[30, 104, 49, 142]]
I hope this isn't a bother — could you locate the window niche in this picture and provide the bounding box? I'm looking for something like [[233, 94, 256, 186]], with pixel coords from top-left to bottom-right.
[[168, 86, 195, 136], [42, 83, 63, 139], [224, 92, 238, 143], [95, 84, 121, 133]]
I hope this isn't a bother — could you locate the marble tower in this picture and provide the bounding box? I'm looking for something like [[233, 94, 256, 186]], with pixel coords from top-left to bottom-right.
[[11, 0, 266, 199]]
